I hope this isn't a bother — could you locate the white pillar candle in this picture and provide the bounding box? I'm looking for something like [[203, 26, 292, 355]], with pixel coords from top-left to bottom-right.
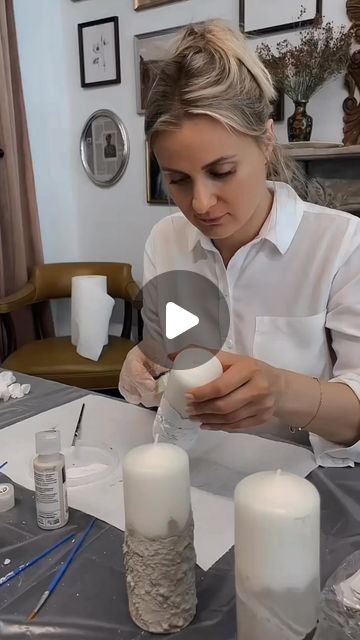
[[165, 348, 223, 417], [235, 470, 320, 640], [123, 443, 197, 633], [123, 442, 191, 538]]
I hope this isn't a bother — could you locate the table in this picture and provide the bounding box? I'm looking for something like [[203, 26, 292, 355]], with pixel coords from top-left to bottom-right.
[[0, 372, 359, 639]]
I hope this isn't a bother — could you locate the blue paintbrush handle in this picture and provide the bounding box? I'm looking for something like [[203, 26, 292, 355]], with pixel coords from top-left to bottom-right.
[[0, 531, 75, 586], [48, 518, 96, 594]]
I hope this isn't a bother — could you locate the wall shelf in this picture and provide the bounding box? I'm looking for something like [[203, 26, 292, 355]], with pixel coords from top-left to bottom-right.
[[283, 144, 360, 161], [280, 145, 360, 215]]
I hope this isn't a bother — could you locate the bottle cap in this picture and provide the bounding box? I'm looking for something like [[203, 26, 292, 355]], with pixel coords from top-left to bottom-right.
[[0, 483, 15, 512], [36, 430, 61, 455]]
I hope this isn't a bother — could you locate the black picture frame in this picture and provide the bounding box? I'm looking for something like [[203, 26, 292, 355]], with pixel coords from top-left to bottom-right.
[[240, 0, 323, 36], [271, 88, 285, 123], [146, 143, 174, 205], [78, 16, 121, 88]]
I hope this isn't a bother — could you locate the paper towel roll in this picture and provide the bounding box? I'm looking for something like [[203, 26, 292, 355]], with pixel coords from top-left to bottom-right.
[[71, 276, 107, 345], [71, 276, 115, 361]]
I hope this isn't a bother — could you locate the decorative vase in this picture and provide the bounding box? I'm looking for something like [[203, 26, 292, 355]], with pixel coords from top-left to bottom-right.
[[287, 101, 313, 142]]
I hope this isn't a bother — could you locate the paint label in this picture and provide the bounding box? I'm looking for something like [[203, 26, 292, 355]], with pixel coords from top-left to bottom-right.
[[34, 466, 68, 529]]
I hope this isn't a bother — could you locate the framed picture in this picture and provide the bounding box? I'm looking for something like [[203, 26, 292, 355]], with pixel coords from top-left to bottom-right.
[[240, 0, 323, 36], [146, 143, 174, 205], [270, 88, 285, 123], [78, 17, 121, 88], [134, 25, 186, 114], [80, 110, 130, 187], [134, 0, 186, 10]]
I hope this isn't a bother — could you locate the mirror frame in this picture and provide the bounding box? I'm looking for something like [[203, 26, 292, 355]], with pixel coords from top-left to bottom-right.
[[80, 109, 130, 187]]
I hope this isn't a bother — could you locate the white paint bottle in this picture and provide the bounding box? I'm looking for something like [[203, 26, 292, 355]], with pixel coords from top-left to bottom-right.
[[33, 430, 69, 530], [153, 348, 223, 450]]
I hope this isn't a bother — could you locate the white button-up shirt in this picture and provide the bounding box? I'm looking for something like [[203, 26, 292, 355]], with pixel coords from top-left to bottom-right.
[[143, 181, 360, 462]]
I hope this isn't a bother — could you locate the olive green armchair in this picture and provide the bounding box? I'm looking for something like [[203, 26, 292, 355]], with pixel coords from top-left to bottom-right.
[[0, 262, 142, 390]]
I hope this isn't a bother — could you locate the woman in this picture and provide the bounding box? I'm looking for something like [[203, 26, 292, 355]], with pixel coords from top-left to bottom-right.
[[120, 20, 360, 452]]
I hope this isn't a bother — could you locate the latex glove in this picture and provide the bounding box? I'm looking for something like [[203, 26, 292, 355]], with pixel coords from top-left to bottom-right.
[[119, 344, 169, 408], [0, 384, 11, 402], [0, 371, 31, 401], [8, 383, 31, 399], [0, 371, 16, 386]]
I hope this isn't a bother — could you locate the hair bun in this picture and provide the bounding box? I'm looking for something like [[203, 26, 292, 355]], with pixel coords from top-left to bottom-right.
[[173, 20, 275, 103]]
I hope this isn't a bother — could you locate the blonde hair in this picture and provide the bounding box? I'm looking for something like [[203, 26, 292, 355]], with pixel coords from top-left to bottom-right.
[[145, 20, 310, 199]]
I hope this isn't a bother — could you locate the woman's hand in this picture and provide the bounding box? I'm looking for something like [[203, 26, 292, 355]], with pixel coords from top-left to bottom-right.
[[186, 352, 283, 431], [119, 343, 169, 408]]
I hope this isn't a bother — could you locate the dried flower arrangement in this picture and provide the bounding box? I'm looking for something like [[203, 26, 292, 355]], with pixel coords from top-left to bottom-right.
[[256, 9, 353, 141], [257, 14, 352, 103]]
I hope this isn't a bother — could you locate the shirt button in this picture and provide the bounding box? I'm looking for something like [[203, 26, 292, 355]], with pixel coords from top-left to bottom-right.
[[225, 339, 233, 349]]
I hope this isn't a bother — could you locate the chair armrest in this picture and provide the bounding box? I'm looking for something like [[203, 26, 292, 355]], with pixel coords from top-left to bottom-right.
[[0, 282, 36, 313], [126, 281, 142, 310]]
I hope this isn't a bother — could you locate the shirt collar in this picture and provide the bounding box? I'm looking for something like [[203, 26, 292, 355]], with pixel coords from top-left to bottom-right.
[[186, 181, 304, 255]]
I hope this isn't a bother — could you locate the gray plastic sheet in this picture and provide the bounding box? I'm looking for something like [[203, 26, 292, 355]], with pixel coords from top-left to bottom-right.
[[0, 371, 360, 639]]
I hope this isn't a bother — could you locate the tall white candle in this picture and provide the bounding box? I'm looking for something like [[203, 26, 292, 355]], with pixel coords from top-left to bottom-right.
[[235, 470, 320, 640], [123, 442, 191, 538], [123, 443, 197, 633]]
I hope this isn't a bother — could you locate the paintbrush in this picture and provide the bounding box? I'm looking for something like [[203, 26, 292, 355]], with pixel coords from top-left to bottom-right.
[[0, 531, 75, 586], [71, 403, 85, 447], [28, 517, 96, 621]]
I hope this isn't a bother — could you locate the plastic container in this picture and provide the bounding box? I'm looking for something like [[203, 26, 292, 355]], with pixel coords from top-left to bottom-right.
[[63, 441, 119, 487]]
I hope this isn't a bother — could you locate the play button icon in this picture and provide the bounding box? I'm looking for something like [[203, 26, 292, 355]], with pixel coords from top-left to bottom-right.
[[165, 302, 199, 339], [136, 270, 230, 370]]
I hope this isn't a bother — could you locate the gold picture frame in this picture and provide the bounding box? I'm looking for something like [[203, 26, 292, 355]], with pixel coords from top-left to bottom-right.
[[134, 0, 186, 10]]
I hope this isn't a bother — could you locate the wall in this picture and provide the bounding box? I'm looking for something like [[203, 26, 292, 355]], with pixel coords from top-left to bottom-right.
[[13, 0, 79, 264], [13, 0, 349, 331]]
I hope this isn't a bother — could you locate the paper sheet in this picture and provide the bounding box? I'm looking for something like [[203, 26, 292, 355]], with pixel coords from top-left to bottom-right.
[[0, 395, 318, 570]]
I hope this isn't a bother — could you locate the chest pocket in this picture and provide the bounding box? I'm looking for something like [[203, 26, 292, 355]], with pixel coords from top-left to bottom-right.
[[253, 311, 329, 376]]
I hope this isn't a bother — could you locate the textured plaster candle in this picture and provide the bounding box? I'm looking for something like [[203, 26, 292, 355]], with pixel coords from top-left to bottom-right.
[[123, 443, 196, 633], [235, 470, 320, 640]]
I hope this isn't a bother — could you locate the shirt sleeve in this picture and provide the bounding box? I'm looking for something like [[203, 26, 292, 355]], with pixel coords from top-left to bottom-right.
[[310, 219, 360, 465], [326, 219, 360, 398]]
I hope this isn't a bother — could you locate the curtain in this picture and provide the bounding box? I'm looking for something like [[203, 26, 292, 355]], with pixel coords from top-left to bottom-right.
[[0, 0, 53, 359]]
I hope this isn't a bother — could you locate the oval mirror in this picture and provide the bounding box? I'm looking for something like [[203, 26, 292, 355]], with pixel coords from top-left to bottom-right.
[[80, 109, 129, 187]]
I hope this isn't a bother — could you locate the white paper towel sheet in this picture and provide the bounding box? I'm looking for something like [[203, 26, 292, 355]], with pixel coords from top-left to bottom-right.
[[71, 276, 115, 361], [0, 395, 318, 570]]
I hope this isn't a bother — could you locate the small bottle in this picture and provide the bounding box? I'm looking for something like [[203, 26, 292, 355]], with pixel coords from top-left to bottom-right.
[[153, 348, 223, 450], [33, 430, 69, 530]]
